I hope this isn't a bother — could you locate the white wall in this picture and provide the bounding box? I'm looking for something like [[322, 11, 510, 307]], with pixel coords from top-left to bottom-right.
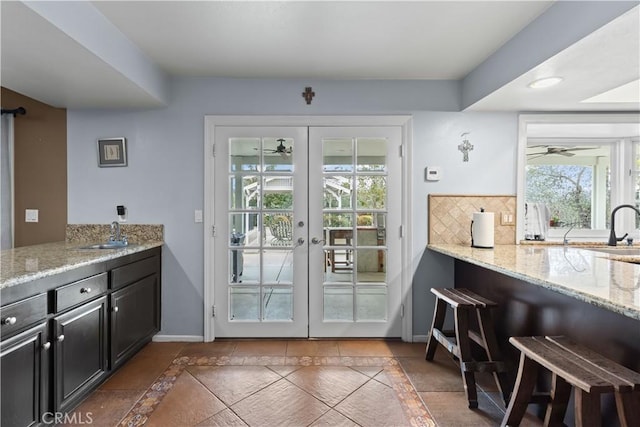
[[68, 77, 518, 338]]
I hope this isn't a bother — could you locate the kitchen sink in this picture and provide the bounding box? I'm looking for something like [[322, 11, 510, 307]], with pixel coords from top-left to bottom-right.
[[78, 241, 133, 250]]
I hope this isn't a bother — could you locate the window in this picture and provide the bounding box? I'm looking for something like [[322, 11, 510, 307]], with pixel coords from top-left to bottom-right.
[[517, 114, 640, 242]]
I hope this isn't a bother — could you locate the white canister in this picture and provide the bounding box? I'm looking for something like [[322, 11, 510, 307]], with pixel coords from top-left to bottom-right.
[[471, 209, 494, 248]]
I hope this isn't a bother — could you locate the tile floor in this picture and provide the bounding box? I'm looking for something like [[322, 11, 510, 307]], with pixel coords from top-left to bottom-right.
[[67, 340, 543, 427]]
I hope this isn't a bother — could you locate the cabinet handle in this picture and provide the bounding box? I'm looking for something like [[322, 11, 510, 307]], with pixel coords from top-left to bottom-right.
[[42, 342, 51, 350], [113, 306, 119, 313], [2, 317, 17, 326], [57, 334, 65, 342], [80, 287, 92, 294]]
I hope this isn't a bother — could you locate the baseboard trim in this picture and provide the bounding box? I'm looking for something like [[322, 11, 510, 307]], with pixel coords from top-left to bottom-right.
[[152, 335, 203, 342], [412, 335, 428, 343]]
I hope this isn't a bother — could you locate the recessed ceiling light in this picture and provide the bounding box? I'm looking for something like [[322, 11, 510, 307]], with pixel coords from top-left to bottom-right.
[[528, 77, 563, 89]]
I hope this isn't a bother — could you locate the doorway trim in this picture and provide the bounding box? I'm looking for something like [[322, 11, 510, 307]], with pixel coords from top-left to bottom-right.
[[204, 115, 413, 342]]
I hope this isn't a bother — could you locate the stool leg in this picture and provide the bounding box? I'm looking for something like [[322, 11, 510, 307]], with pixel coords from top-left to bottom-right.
[[476, 307, 511, 404], [425, 297, 447, 361], [614, 391, 640, 427], [454, 306, 478, 409], [501, 353, 539, 427], [574, 389, 600, 427], [544, 373, 571, 427]]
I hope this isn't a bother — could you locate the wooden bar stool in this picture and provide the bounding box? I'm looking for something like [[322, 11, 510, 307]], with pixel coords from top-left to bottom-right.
[[502, 336, 640, 427], [425, 287, 510, 408]]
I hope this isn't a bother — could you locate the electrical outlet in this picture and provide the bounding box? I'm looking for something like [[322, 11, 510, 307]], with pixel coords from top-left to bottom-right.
[[500, 211, 515, 225]]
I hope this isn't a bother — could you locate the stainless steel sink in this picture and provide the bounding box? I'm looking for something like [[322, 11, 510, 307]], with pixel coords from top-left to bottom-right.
[[78, 242, 133, 250]]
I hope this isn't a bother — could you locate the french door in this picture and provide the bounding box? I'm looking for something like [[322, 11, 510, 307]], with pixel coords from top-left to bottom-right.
[[212, 125, 402, 338]]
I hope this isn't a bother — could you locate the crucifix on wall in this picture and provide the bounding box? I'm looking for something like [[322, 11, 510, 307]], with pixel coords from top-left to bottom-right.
[[458, 132, 473, 162]]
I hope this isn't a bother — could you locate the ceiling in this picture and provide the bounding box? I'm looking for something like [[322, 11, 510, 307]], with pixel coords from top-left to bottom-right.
[[1, 1, 639, 111]]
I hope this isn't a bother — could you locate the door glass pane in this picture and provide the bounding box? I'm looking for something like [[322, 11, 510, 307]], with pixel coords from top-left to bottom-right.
[[264, 213, 293, 247], [357, 138, 386, 171], [230, 176, 260, 209], [263, 287, 293, 320], [230, 287, 259, 320], [263, 176, 293, 209], [323, 249, 353, 283], [324, 138, 353, 172], [229, 213, 259, 247], [264, 138, 293, 172], [356, 286, 386, 321], [356, 176, 386, 210], [263, 250, 293, 283], [324, 286, 353, 321], [230, 138, 260, 172], [324, 176, 353, 209], [356, 249, 386, 283], [229, 249, 259, 283]]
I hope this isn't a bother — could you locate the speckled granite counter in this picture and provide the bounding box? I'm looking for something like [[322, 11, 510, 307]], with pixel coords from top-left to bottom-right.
[[428, 244, 640, 320], [0, 240, 163, 290]]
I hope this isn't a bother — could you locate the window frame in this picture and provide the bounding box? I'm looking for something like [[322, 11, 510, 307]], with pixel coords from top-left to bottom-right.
[[517, 113, 640, 243]]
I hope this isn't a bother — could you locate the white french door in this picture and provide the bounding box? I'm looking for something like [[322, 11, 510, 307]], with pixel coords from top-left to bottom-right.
[[211, 124, 403, 338]]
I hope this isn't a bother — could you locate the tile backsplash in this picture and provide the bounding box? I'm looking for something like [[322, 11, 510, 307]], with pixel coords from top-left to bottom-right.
[[428, 194, 516, 245]]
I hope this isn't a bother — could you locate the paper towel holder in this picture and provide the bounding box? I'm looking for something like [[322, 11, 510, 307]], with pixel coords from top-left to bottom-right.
[[470, 208, 494, 249]]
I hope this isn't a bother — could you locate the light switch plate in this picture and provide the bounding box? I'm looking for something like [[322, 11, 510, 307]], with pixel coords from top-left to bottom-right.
[[194, 209, 203, 223], [25, 209, 39, 223]]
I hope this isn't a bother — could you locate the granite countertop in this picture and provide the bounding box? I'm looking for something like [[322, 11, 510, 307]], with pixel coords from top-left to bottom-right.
[[428, 244, 640, 321], [0, 240, 163, 290]]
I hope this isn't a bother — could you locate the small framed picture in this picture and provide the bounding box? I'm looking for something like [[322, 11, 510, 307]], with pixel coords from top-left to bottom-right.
[[97, 137, 127, 167]]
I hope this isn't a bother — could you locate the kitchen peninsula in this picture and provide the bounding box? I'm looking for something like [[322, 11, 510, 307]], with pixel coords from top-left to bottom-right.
[[1, 236, 163, 427], [428, 243, 640, 425]]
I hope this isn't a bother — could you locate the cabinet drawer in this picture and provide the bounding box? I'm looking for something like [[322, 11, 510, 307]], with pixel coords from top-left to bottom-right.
[[54, 273, 108, 313], [111, 256, 159, 290], [0, 293, 47, 339]]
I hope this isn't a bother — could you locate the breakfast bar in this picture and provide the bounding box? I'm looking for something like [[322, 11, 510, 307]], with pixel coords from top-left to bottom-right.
[[428, 243, 640, 425]]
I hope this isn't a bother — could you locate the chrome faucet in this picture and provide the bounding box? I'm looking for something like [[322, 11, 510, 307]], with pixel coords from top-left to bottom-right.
[[110, 221, 126, 244], [608, 204, 640, 246]]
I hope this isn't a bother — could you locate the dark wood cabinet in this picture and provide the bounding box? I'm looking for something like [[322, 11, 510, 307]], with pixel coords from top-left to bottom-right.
[[0, 246, 161, 425], [53, 295, 108, 412], [0, 322, 49, 427], [111, 273, 160, 368]]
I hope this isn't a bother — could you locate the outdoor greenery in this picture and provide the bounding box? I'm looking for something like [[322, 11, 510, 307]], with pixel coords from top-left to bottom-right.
[[526, 164, 603, 228]]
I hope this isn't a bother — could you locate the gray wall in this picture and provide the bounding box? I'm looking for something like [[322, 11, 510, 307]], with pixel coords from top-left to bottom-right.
[[67, 77, 517, 338]]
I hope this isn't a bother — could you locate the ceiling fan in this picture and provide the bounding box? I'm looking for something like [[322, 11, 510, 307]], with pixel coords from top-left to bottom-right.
[[255, 138, 292, 159], [527, 145, 598, 159]]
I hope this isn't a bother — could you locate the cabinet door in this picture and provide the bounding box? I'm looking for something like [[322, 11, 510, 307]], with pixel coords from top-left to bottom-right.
[[111, 274, 159, 368], [0, 322, 49, 427], [53, 296, 108, 412]]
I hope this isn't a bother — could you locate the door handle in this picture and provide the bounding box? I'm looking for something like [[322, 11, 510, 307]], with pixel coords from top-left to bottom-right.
[[297, 237, 305, 245], [311, 237, 325, 245]]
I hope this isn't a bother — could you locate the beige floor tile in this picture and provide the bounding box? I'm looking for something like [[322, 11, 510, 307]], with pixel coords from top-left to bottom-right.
[[338, 340, 394, 357], [232, 340, 288, 356], [100, 351, 174, 391], [286, 366, 371, 406], [350, 365, 383, 378], [61, 390, 144, 426], [137, 341, 185, 358], [196, 408, 249, 426], [232, 378, 330, 427], [386, 341, 427, 358], [399, 355, 465, 392], [309, 409, 360, 427], [335, 379, 409, 426], [285, 340, 340, 356], [145, 370, 227, 427], [188, 365, 282, 406], [178, 341, 237, 357], [419, 391, 505, 426]]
